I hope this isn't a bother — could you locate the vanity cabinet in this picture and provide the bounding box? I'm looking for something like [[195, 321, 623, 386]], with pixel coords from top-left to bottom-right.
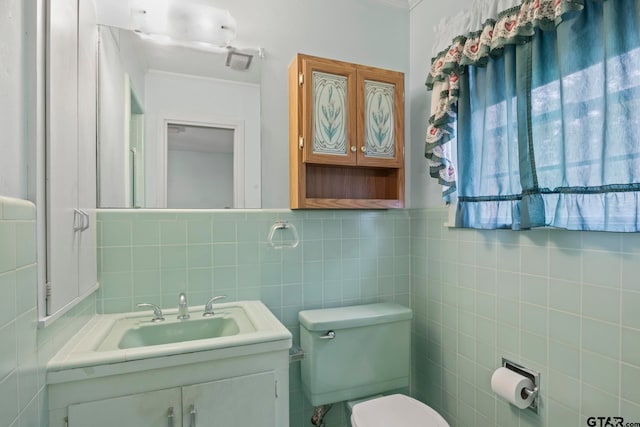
[[48, 347, 289, 427], [182, 371, 276, 426], [66, 372, 276, 427], [289, 53, 405, 209], [68, 388, 181, 426]]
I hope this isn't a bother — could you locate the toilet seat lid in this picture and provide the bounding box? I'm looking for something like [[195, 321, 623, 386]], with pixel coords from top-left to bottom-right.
[[351, 394, 450, 427]]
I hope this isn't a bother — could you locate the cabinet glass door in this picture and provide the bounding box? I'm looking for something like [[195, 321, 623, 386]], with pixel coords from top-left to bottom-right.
[[357, 69, 404, 168], [302, 58, 357, 165]]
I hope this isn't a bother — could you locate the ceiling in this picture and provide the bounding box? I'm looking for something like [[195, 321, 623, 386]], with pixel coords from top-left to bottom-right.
[[167, 124, 235, 154], [119, 28, 261, 82], [95, 0, 424, 30], [374, 0, 423, 9]]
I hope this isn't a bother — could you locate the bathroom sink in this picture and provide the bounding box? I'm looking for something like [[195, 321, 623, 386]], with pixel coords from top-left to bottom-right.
[[96, 305, 256, 351], [46, 301, 292, 373], [47, 301, 291, 381], [117, 316, 241, 349], [46, 300, 292, 427]]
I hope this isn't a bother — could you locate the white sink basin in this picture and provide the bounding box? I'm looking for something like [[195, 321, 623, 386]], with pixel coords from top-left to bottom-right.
[[116, 317, 240, 349], [96, 306, 255, 351], [47, 300, 292, 373]]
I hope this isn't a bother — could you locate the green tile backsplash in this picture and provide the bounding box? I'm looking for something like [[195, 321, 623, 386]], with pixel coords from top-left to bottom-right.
[[96, 208, 411, 426], [90, 206, 640, 427], [411, 208, 640, 427], [0, 196, 95, 427]]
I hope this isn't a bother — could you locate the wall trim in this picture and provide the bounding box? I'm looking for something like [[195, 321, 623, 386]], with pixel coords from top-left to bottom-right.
[[408, 0, 423, 10], [369, 0, 423, 11], [369, 0, 411, 10]]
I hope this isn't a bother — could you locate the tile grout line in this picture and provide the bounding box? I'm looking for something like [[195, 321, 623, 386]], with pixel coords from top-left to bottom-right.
[[618, 235, 623, 417]]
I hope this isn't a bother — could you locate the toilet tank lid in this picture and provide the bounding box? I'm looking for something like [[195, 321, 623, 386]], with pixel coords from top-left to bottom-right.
[[299, 303, 412, 331]]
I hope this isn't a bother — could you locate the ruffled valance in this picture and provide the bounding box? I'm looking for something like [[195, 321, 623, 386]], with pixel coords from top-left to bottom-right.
[[425, 0, 590, 198], [427, 0, 587, 89]]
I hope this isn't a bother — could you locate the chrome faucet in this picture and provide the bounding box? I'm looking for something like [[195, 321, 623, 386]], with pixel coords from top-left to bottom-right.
[[136, 302, 164, 322], [203, 295, 227, 317], [177, 292, 190, 320]]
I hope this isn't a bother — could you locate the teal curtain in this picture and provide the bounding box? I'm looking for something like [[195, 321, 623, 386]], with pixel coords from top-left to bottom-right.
[[451, 0, 640, 231]]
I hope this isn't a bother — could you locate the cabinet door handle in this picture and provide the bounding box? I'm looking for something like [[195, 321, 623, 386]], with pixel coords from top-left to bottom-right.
[[167, 406, 175, 427], [350, 146, 356, 152], [80, 210, 90, 231], [190, 404, 197, 427], [361, 146, 366, 153], [73, 209, 83, 232]]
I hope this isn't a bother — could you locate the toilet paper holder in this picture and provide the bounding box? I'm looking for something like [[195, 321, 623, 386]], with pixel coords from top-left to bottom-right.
[[502, 358, 540, 413]]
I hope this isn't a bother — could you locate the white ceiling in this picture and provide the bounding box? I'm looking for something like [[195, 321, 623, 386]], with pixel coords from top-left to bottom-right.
[[369, 0, 423, 9], [167, 124, 235, 154], [95, 0, 424, 28], [96, 0, 421, 94], [120, 29, 261, 82]]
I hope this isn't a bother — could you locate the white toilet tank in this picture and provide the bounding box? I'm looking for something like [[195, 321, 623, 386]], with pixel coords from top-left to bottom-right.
[[298, 303, 412, 406]]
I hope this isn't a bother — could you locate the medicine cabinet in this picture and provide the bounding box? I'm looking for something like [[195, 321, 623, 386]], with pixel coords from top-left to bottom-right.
[[289, 53, 405, 209]]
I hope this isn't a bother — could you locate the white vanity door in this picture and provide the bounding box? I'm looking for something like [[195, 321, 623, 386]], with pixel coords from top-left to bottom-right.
[[67, 387, 182, 427], [45, 0, 79, 315], [182, 371, 276, 427], [77, 0, 98, 297], [44, 0, 98, 321]]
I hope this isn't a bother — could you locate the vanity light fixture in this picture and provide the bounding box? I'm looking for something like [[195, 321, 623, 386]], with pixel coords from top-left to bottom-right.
[[130, 0, 237, 48], [129, 0, 263, 68]]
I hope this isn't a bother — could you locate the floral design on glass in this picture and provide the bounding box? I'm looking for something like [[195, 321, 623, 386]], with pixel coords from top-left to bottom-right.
[[371, 94, 391, 144], [312, 71, 348, 155], [321, 87, 341, 141], [364, 80, 395, 158]]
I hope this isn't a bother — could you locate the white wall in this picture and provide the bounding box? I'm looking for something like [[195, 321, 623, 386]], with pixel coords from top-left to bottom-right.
[[3, 0, 410, 209], [209, 0, 410, 208], [144, 70, 260, 208], [167, 150, 234, 208], [0, 0, 28, 199], [115, 28, 146, 104], [98, 26, 130, 207], [409, 0, 473, 208]]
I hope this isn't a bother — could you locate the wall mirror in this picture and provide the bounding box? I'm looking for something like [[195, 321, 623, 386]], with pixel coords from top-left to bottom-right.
[[96, 24, 262, 209]]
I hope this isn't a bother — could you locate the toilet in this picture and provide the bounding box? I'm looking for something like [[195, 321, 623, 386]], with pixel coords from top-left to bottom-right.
[[299, 303, 450, 426], [350, 394, 449, 426]]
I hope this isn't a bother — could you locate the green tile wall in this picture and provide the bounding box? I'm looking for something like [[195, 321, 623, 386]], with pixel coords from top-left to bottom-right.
[[96, 208, 411, 426], [0, 196, 95, 427], [410, 208, 640, 427], [6, 202, 633, 427]]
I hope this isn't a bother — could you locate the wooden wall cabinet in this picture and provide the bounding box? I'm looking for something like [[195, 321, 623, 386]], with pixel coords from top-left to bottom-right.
[[289, 54, 405, 209]]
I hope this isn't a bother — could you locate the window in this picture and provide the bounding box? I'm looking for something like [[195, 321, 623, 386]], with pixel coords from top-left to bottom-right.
[[426, 0, 640, 231]]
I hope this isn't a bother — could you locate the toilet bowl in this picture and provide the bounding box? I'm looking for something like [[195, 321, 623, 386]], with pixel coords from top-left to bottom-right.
[[351, 394, 450, 427]]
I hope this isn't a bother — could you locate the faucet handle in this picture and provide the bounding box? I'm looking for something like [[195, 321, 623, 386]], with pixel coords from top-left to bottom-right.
[[136, 303, 165, 322], [177, 292, 190, 320], [203, 295, 227, 317]]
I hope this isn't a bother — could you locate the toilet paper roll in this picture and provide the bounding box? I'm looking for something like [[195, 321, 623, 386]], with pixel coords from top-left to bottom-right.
[[490, 367, 535, 409]]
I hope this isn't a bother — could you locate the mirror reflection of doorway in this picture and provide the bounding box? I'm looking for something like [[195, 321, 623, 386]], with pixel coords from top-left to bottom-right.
[[166, 124, 235, 208]]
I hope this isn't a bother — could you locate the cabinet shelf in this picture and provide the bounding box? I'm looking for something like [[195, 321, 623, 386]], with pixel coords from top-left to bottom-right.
[[302, 164, 403, 209], [302, 198, 403, 209], [289, 54, 405, 209]]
